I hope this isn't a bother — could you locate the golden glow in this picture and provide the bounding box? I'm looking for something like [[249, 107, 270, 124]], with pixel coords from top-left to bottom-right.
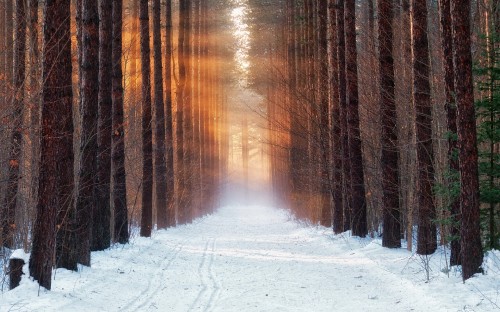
[[230, 0, 251, 87]]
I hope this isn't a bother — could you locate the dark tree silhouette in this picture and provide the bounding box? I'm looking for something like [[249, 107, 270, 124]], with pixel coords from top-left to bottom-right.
[[379, 0, 401, 248], [327, 0, 343, 234], [29, 0, 74, 289], [345, 0, 367, 237], [112, 0, 129, 244], [438, 0, 460, 265], [153, 0, 168, 229], [337, 0, 350, 231], [412, 0, 437, 255], [2, 0, 25, 249], [451, 0, 483, 280], [75, 0, 100, 266], [94, 0, 113, 251], [165, 0, 176, 227], [140, 0, 153, 237]]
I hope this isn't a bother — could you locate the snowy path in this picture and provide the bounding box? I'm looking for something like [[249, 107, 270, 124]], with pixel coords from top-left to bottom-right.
[[1, 205, 499, 311]]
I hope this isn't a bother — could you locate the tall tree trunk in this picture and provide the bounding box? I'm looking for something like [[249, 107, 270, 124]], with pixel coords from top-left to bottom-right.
[[1, 0, 13, 248], [438, 0, 460, 266], [318, 0, 332, 228], [177, 0, 189, 224], [327, 0, 343, 234], [153, 0, 168, 229], [94, 0, 112, 251], [29, 0, 74, 289], [412, 0, 437, 255], [112, 0, 129, 244], [0, 0, 4, 111], [139, 0, 153, 237], [2, 0, 26, 249], [165, 0, 175, 227], [183, 0, 194, 222], [75, 0, 99, 266], [345, 0, 367, 237], [451, 0, 483, 280], [28, 0, 40, 230], [336, 0, 350, 231], [379, 0, 401, 248]]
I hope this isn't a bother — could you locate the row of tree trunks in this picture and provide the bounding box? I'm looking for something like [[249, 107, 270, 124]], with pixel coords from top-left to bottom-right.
[[274, 0, 485, 281]]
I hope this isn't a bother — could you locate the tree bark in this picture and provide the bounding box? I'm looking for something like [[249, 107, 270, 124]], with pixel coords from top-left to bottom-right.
[[327, 0, 343, 234], [451, 0, 483, 280], [379, 0, 401, 248], [438, 0, 460, 266], [165, 0, 175, 227], [345, 0, 367, 237], [112, 0, 129, 244], [29, 0, 74, 289], [177, 0, 189, 225], [94, 0, 113, 251], [317, 0, 332, 228], [412, 0, 437, 255], [2, 0, 26, 249], [153, 0, 168, 229], [75, 0, 99, 266], [336, 0, 350, 231], [140, 0, 153, 237]]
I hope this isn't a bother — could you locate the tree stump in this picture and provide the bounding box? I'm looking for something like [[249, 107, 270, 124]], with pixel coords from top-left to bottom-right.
[[9, 257, 24, 290]]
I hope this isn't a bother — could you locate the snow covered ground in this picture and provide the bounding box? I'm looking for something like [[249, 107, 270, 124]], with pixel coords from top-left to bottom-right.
[[1, 204, 499, 311]]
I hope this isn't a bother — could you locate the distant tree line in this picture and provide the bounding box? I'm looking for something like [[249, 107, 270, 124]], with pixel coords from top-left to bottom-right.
[[266, 0, 498, 281]]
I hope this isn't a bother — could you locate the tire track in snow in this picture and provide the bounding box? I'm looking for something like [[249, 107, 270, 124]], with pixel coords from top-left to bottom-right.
[[189, 238, 220, 312], [123, 242, 184, 312], [206, 239, 221, 312]]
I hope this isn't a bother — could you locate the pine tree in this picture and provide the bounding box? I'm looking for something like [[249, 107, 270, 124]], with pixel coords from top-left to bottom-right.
[[2, 0, 26, 249], [165, 0, 176, 227], [140, 0, 153, 237], [112, 0, 129, 244], [153, 0, 168, 229], [451, 0, 483, 280], [345, 0, 367, 237], [29, 0, 74, 289], [94, 0, 113, 251], [379, 0, 401, 248], [412, 0, 437, 255], [75, 0, 100, 266]]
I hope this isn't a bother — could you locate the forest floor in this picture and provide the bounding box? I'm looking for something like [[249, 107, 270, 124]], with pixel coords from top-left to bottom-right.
[[1, 204, 499, 311]]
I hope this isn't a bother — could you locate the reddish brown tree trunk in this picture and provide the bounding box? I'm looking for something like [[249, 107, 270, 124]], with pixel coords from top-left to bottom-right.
[[75, 0, 100, 266], [94, 0, 113, 251], [438, 0, 460, 266], [412, 0, 437, 255], [165, 0, 175, 227], [451, 0, 483, 280], [140, 0, 153, 237], [328, 0, 343, 234], [152, 0, 168, 229], [29, 0, 74, 289], [112, 0, 129, 244], [379, 0, 401, 248], [318, 0, 332, 228], [336, 0, 350, 231], [2, 0, 26, 249], [345, 0, 367, 237]]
